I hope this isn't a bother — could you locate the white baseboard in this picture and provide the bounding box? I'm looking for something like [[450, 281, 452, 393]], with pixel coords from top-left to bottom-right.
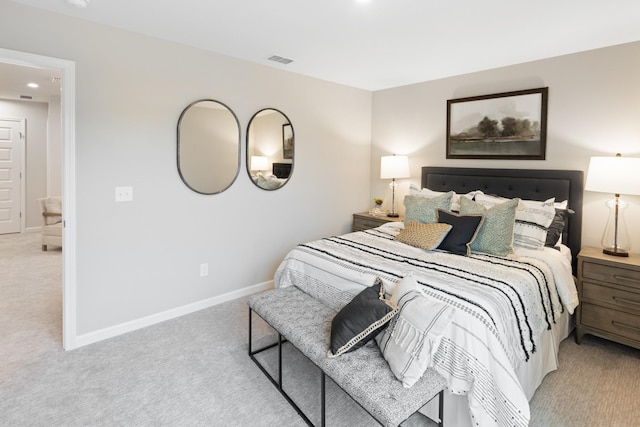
[[73, 281, 274, 349]]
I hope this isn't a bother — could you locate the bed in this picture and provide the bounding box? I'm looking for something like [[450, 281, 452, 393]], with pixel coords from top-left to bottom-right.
[[274, 167, 583, 427]]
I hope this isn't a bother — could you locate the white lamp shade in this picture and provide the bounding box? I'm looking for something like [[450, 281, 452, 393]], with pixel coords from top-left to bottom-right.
[[251, 156, 268, 171], [585, 156, 640, 196], [380, 155, 410, 179]]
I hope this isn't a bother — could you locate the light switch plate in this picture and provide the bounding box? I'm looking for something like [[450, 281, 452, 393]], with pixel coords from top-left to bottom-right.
[[115, 186, 133, 202]]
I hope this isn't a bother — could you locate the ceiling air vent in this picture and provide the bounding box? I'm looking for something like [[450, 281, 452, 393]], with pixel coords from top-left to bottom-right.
[[267, 55, 294, 65], [20, 95, 33, 100]]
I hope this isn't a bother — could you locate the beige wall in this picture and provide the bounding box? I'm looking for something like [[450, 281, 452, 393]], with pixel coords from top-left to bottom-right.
[[371, 41, 640, 252], [0, 2, 372, 337]]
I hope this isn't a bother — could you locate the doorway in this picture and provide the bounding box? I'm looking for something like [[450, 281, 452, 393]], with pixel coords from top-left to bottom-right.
[[0, 48, 77, 350]]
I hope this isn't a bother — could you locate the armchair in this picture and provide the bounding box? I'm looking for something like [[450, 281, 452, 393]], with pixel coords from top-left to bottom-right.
[[37, 196, 62, 251]]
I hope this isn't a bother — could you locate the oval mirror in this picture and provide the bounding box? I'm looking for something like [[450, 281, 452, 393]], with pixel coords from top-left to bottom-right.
[[246, 108, 294, 191], [177, 99, 240, 194]]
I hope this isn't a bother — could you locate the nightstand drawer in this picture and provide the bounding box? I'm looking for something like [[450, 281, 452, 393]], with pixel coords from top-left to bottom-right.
[[582, 261, 640, 290], [357, 218, 385, 229], [582, 303, 640, 342], [582, 282, 640, 314]]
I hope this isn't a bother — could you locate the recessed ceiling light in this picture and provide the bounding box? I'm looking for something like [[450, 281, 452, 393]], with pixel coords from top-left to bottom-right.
[[27, 82, 39, 88]]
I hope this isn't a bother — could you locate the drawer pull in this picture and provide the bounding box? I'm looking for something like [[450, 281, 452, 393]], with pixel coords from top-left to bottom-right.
[[613, 274, 640, 285], [612, 296, 640, 309], [612, 321, 640, 334]]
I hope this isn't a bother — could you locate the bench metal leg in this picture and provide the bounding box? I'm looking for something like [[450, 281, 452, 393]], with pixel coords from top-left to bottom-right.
[[438, 390, 444, 427], [321, 371, 326, 427], [248, 307, 315, 426], [248, 307, 445, 427]]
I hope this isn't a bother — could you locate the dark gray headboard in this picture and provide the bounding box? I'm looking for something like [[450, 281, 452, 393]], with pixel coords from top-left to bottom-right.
[[272, 162, 292, 179], [422, 167, 583, 273]]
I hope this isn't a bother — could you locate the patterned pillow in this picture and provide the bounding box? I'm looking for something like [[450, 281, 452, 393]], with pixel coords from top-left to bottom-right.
[[376, 275, 455, 388], [460, 196, 519, 256], [545, 208, 574, 247], [329, 278, 399, 357], [404, 191, 454, 224], [408, 184, 481, 211], [513, 198, 556, 250], [44, 197, 63, 225], [436, 209, 485, 256], [395, 221, 452, 250]]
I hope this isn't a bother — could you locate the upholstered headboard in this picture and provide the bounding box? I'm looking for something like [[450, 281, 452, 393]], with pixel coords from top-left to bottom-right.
[[422, 167, 584, 273], [273, 162, 292, 179]]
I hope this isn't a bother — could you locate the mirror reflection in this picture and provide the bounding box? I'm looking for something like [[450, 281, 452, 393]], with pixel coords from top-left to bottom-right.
[[246, 108, 294, 190], [177, 99, 240, 194]]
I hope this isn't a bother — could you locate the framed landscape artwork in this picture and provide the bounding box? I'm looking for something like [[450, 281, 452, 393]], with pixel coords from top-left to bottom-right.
[[282, 124, 293, 160], [446, 87, 548, 160]]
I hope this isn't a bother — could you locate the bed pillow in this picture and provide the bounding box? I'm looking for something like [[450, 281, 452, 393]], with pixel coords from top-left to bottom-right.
[[513, 198, 556, 250], [545, 208, 575, 248], [376, 275, 455, 388], [408, 184, 481, 211], [460, 196, 519, 256], [395, 221, 452, 250], [329, 278, 399, 357], [436, 209, 485, 256], [404, 192, 454, 225], [44, 197, 63, 225]]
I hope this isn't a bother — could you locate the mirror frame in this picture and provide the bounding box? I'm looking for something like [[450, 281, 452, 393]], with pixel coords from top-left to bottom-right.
[[246, 108, 294, 191], [177, 99, 241, 195]]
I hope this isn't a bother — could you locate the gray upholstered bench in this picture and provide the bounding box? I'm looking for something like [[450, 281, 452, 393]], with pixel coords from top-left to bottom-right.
[[248, 286, 446, 427]]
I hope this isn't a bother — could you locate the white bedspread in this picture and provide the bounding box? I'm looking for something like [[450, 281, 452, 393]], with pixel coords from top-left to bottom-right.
[[274, 222, 577, 427]]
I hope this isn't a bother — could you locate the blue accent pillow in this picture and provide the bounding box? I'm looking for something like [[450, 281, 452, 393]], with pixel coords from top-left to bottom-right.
[[460, 197, 519, 256], [404, 191, 454, 224], [436, 209, 484, 256]]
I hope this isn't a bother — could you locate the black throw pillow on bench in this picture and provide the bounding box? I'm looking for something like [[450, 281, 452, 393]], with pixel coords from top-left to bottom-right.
[[329, 278, 398, 357]]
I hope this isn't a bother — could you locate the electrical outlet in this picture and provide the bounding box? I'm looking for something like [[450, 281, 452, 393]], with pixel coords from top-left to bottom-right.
[[115, 186, 133, 202], [199, 263, 209, 277]]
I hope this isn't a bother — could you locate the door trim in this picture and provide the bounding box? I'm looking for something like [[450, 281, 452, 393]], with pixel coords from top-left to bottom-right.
[[0, 48, 77, 350]]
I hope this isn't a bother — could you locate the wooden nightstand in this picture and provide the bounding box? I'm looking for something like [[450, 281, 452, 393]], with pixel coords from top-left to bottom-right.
[[352, 212, 403, 232], [575, 246, 640, 349]]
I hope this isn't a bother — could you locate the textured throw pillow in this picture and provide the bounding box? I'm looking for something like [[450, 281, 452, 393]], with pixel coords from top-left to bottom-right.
[[44, 197, 63, 225], [329, 278, 399, 357], [408, 184, 481, 211], [395, 221, 452, 250], [404, 192, 454, 225], [436, 209, 485, 256], [460, 196, 519, 256], [513, 198, 556, 250], [545, 208, 574, 247], [376, 275, 455, 388]]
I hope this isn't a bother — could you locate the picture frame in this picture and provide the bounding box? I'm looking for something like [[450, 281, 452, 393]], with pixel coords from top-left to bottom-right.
[[446, 87, 548, 160], [282, 124, 293, 160]]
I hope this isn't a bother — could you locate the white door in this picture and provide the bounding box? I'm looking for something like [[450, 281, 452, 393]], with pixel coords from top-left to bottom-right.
[[0, 119, 23, 234]]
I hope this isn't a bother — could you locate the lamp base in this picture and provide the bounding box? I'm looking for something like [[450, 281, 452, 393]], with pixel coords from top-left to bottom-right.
[[387, 213, 399, 218], [603, 248, 629, 257]]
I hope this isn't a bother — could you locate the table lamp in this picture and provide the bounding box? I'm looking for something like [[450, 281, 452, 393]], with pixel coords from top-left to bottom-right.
[[585, 153, 640, 257], [380, 155, 410, 218]]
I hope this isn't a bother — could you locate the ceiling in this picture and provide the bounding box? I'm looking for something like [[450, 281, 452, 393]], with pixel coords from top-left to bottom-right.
[[3, 0, 640, 94]]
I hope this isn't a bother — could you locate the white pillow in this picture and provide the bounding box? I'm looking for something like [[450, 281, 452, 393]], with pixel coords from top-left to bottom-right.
[[376, 275, 455, 388], [408, 183, 480, 211], [513, 198, 556, 250]]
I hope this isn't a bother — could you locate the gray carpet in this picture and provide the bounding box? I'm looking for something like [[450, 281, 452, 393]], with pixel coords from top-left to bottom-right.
[[1, 232, 639, 426]]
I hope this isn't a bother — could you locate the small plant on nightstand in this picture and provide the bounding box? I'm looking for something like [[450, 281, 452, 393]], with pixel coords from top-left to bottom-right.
[[371, 198, 384, 216]]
